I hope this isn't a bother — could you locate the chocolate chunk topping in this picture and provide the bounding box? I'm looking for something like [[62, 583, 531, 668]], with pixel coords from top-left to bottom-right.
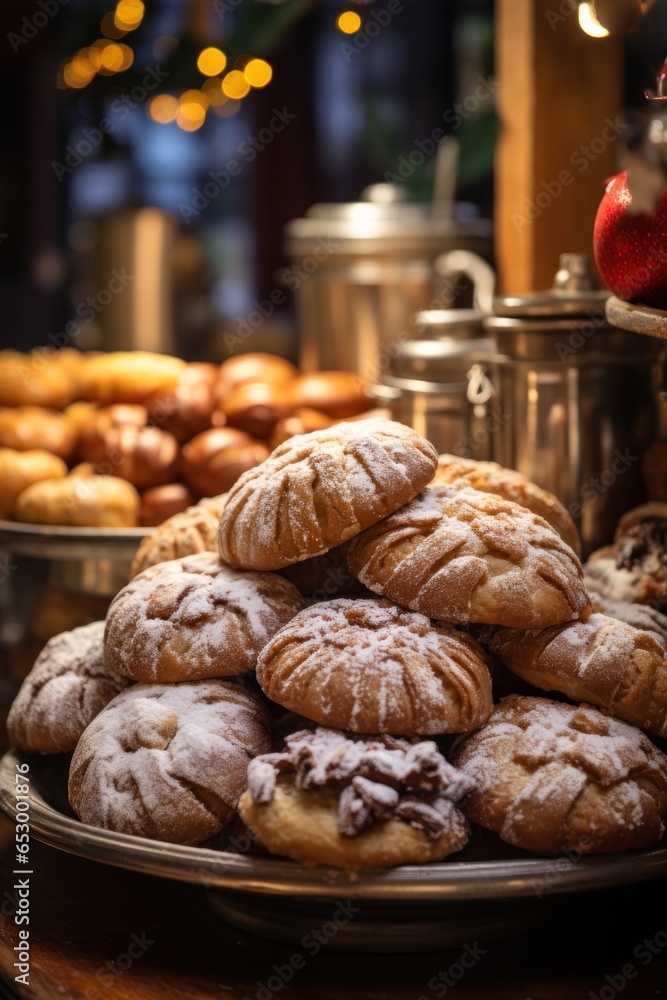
[[616, 518, 667, 578]]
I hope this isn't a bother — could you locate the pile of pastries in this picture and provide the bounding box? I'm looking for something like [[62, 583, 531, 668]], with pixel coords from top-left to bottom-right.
[[0, 348, 374, 527], [7, 419, 667, 869]]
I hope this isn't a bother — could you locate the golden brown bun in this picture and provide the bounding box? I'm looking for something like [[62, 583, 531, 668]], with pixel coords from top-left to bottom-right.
[[68, 462, 96, 479], [68, 680, 272, 845], [139, 482, 197, 527], [80, 351, 186, 404], [0, 448, 68, 519], [15, 475, 140, 528], [453, 695, 667, 854], [130, 497, 225, 577], [216, 381, 295, 439], [219, 419, 439, 571], [289, 371, 374, 420], [105, 551, 303, 682], [0, 406, 78, 461], [146, 362, 218, 443], [589, 594, 667, 649], [79, 404, 148, 462], [481, 614, 667, 737], [64, 401, 99, 433], [0, 349, 76, 409], [7, 621, 131, 754], [268, 408, 334, 450], [434, 455, 581, 555], [239, 778, 468, 869], [348, 484, 591, 629], [180, 427, 270, 496], [92, 425, 179, 490], [214, 353, 298, 405], [257, 599, 493, 734]]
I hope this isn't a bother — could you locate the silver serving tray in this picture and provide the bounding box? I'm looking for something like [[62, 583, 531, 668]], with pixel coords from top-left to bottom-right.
[[1, 749, 666, 952], [606, 295, 667, 340], [0, 519, 150, 562]]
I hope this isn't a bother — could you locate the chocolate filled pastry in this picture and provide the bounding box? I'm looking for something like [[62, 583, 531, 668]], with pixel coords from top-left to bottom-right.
[[80, 351, 186, 405], [79, 404, 148, 462], [14, 475, 140, 528], [453, 695, 667, 854], [92, 425, 179, 490], [216, 381, 295, 439], [130, 497, 226, 577], [481, 613, 667, 737], [69, 680, 272, 845], [348, 484, 591, 629], [257, 599, 493, 735], [0, 406, 78, 461], [434, 454, 581, 554], [180, 427, 270, 497], [146, 363, 218, 443], [105, 551, 304, 682], [0, 448, 68, 519], [139, 483, 197, 527], [289, 371, 374, 420], [7, 621, 131, 754], [219, 419, 438, 571], [214, 352, 298, 406], [585, 504, 667, 612], [238, 727, 474, 868]]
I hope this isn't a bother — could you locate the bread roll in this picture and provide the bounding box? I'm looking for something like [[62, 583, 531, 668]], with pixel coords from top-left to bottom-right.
[[80, 351, 186, 404], [289, 371, 374, 420], [214, 353, 298, 405], [216, 381, 295, 439], [147, 362, 218, 443], [79, 404, 148, 462], [0, 349, 76, 409], [269, 408, 334, 449], [139, 483, 197, 526], [180, 427, 270, 496], [0, 406, 78, 461], [92, 425, 179, 489], [0, 448, 68, 519], [15, 475, 140, 528]]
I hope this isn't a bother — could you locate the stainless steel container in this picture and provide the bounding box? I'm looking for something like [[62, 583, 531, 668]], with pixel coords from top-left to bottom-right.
[[377, 338, 497, 459], [284, 184, 492, 379], [484, 254, 664, 557]]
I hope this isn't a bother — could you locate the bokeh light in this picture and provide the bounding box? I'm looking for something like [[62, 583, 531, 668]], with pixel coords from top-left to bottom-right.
[[197, 47, 227, 76], [177, 89, 208, 131], [213, 99, 241, 118], [114, 0, 145, 32], [202, 78, 228, 107], [100, 42, 125, 72], [148, 94, 179, 123], [101, 11, 126, 38], [243, 58, 272, 88], [577, 2, 610, 37], [221, 70, 250, 99], [336, 11, 362, 34]]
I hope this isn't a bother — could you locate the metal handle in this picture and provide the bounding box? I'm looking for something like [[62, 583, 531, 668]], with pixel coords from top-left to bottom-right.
[[466, 363, 494, 405], [434, 250, 496, 313]]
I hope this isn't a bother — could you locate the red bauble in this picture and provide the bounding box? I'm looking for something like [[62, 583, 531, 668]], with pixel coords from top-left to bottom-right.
[[593, 169, 667, 309]]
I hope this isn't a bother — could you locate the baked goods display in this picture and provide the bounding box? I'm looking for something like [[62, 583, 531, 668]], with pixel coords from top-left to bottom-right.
[[0, 348, 375, 528], [14, 475, 140, 528], [589, 595, 667, 648], [256, 599, 493, 734], [218, 419, 439, 571], [239, 728, 474, 868], [69, 680, 271, 845], [7, 621, 130, 753], [347, 483, 591, 628], [452, 696, 667, 854], [6, 417, 667, 871], [481, 614, 667, 737], [584, 503, 667, 612], [105, 552, 304, 682], [0, 449, 68, 519]]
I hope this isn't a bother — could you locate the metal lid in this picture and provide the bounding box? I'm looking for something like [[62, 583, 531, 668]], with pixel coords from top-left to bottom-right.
[[489, 254, 610, 319], [412, 308, 486, 339], [388, 337, 496, 384]]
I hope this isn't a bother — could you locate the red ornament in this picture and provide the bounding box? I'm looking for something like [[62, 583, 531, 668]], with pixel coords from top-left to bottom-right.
[[593, 169, 667, 309]]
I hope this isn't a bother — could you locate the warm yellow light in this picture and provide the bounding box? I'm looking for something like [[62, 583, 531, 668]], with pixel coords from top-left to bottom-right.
[[197, 46, 227, 76], [214, 99, 241, 118], [578, 2, 610, 37], [337, 10, 361, 34], [148, 94, 179, 123], [176, 109, 206, 132], [202, 77, 227, 107], [118, 43, 134, 70], [114, 0, 144, 31], [101, 11, 126, 38], [64, 59, 94, 89], [100, 42, 125, 72], [221, 70, 250, 99], [180, 89, 209, 112], [243, 58, 272, 88]]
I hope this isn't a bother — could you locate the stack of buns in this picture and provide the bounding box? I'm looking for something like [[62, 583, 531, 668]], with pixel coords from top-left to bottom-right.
[[7, 419, 667, 869], [0, 348, 376, 528]]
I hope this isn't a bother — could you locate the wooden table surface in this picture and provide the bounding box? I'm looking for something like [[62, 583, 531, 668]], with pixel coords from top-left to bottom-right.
[[0, 817, 665, 1000]]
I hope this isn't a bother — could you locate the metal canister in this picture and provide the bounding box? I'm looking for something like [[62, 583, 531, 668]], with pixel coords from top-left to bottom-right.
[[284, 184, 492, 378], [484, 254, 664, 557], [377, 338, 497, 459]]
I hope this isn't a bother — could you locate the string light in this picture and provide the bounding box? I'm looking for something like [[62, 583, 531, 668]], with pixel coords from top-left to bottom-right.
[[177, 89, 208, 131], [578, 2, 610, 36], [243, 58, 272, 88], [197, 46, 227, 76], [222, 69, 250, 99], [114, 0, 144, 32], [336, 10, 361, 33], [147, 94, 179, 123]]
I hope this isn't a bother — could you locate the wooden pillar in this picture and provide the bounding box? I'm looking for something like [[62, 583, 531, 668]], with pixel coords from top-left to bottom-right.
[[495, 0, 623, 292]]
